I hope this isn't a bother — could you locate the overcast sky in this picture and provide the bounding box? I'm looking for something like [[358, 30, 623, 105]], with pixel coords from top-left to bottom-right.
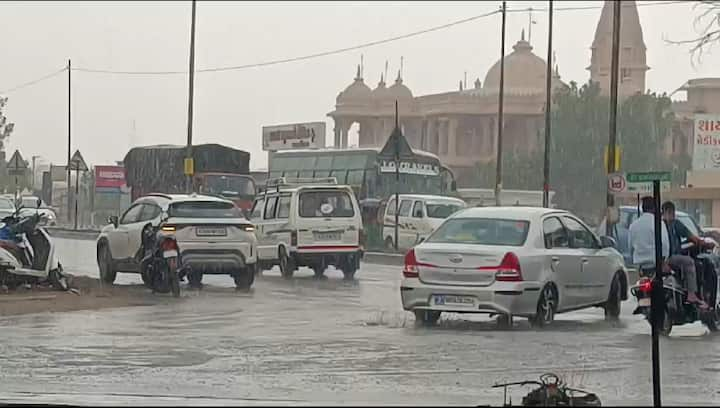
[[0, 0, 717, 170]]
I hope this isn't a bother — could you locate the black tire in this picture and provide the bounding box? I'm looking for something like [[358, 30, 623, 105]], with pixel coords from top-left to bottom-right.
[[97, 244, 117, 284], [188, 270, 203, 289], [341, 255, 359, 281], [414, 310, 441, 326], [604, 273, 623, 321], [279, 247, 295, 280], [169, 269, 180, 298], [312, 265, 325, 279], [48, 266, 68, 291], [233, 267, 255, 291], [530, 284, 557, 328]]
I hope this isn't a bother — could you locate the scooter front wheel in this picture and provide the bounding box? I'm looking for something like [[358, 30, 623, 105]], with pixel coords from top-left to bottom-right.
[[49, 267, 68, 291]]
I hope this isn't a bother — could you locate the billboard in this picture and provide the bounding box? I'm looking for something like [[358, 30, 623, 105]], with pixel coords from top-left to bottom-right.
[[692, 114, 720, 170], [262, 122, 325, 151], [95, 165, 126, 190]]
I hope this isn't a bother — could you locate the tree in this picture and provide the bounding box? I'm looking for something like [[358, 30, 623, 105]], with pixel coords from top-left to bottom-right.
[[474, 81, 687, 223], [0, 96, 15, 152], [667, 1, 720, 63]]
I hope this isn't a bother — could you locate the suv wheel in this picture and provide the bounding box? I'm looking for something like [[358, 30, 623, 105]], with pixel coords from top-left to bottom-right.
[[233, 267, 255, 291], [97, 244, 117, 284], [279, 247, 295, 279], [530, 285, 557, 327]]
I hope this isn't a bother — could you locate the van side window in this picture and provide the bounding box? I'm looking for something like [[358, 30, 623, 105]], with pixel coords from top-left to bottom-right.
[[264, 196, 278, 220], [387, 199, 396, 216], [398, 200, 412, 217], [412, 201, 424, 218], [277, 195, 291, 219], [250, 198, 264, 219]]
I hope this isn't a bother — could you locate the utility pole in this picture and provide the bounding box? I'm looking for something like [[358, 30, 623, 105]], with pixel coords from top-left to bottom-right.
[[66, 58, 72, 223], [542, 0, 554, 208], [494, 1, 507, 207], [606, 0, 621, 236], [185, 0, 197, 194]]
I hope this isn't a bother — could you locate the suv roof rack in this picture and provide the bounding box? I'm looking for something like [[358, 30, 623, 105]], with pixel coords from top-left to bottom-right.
[[265, 177, 338, 191]]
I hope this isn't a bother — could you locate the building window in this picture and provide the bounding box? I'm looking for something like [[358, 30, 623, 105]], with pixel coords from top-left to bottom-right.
[[621, 68, 631, 82]]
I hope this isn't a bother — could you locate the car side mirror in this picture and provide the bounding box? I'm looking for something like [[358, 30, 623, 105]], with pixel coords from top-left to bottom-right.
[[600, 235, 617, 249], [36, 198, 42, 209], [108, 215, 119, 228]]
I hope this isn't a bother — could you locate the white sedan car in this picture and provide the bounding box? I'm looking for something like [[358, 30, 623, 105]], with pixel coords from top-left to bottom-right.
[[401, 206, 628, 327], [96, 193, 258, 290]]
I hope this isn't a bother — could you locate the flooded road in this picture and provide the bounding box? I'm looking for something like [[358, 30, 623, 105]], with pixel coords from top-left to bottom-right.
[[0, 238, 719, 406]]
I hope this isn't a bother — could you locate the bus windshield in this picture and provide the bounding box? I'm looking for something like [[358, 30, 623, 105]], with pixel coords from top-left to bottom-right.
[[203, 175, 256, 199]]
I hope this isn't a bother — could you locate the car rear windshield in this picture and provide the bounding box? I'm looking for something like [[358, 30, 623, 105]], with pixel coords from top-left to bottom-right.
[[426, 218, 530, 246], [299, 190, 355, 218], [168, 201, 242, 218], [426, 203, 463, 219]]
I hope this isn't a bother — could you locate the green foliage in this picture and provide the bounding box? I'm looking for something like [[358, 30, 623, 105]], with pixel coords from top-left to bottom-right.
[[475, 80, 688, 223]]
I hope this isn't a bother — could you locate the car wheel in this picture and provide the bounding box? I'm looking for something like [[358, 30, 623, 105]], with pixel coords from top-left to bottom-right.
[[97, 244, 117, 284], [414, 310, 441, 326], [341, 255, 358, 281], [279, 247, 295, 280], [531, 284, 557, 328], [188, 270, 203, 289], [604, 273, 623, 321], [233, 267, 255, 291], [312, 265, 326, 280]]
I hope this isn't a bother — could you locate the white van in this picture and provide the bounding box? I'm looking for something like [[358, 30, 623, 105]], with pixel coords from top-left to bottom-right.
[[382, 194, 467, 251], [250, 177, 363, 280]]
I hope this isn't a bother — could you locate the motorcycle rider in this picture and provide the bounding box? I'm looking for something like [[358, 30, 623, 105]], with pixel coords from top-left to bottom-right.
[[662, 201, 714, 308]]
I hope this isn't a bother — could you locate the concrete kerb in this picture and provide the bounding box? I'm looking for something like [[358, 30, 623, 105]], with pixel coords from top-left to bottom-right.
[[45, 227, 405, 266]]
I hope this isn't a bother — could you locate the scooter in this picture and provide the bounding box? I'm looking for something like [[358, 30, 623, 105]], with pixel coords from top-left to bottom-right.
[[139, 221, 181, 298], [489, 373, 601, 407], [630, 239, 720, 335], [0, 198, 68, 291]]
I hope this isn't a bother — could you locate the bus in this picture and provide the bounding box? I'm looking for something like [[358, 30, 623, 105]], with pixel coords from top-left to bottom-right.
[[267, 147, 457, 200]]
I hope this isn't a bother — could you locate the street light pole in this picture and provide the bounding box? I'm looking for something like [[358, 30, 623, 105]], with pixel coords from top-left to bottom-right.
[[542, 0, 553, 208], [494, 1, 507, 207], [185, 0, 197, 194], [66, 58, 72, 223], [606, 0, 621, 236]]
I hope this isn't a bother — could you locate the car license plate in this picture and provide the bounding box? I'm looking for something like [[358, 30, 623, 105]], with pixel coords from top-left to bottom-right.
[[196, 227, 227, 237], [315, 231, 341, 241], [163, 250, 178, 258], [433, 295, 475, 307], [639, 298, 651, 307]]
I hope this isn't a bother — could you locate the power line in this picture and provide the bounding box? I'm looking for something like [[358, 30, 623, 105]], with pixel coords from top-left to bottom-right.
[[0, 67, 67, 95], [72, 9, 502, 76]]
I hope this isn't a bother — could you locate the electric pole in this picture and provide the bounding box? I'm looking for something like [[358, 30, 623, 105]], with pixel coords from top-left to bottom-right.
[[542, 0, 554, 208], [66, 59, 72, 223], [185, 0, 197, 193], [606, 0, 621, 236], [494, 1, 507, 207]]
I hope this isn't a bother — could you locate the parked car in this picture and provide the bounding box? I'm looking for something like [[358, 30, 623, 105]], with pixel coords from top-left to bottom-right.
[[96, 193, 258, 290], [597, 205, 705, 267], [401, 206, 628, 327], [250, 177, 363, 280], [381, 194, 467, 251]]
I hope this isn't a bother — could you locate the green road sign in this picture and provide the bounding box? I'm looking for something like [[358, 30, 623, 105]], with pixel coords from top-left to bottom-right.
[[608, 172, 671, 194], [626, 172, 672, 183]]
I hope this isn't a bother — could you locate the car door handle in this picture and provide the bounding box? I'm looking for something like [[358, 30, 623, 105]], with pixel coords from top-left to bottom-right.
[[581, 258, 589, 264], [551, 256, 560, 262]]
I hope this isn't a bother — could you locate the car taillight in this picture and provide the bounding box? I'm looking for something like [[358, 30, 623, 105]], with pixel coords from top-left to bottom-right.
[[403, 249, 435, 278], [494, 252, 523, 282], [161, 239, 178, 251], [291, 230, 298, 246], [639, 278, 653, 293]]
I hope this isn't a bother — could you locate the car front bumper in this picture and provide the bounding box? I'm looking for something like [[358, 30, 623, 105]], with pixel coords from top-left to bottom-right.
[[400, 278, 542, 318], [178, 241, 256, 274]]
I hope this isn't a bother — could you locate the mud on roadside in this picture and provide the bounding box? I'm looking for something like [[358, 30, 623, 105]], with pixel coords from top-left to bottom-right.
[[0, 275, 163, 317]]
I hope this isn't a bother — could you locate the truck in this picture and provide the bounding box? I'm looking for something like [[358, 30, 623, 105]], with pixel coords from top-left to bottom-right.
[[123, 144, 256, 211]]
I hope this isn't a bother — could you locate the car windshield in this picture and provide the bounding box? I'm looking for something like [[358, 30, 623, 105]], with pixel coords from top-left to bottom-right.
[[426, 217, 530, 246], [298, 190, 355, 218], [0, 199, 15, 210], [426, 203, 463, 219], [203, 175, 256, 198], [168, 201, 242, 218]]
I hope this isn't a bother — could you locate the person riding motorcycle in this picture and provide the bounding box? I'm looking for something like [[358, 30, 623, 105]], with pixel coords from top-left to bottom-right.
[[662, 200, 715, 308]]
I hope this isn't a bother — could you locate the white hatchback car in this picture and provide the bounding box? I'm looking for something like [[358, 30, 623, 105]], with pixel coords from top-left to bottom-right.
[[401, 206, 628, 327], [96, 193, 258, 289]]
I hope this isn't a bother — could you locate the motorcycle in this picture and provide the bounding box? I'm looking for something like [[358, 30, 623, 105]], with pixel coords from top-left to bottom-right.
[[630, 238, 720, 335], [0, 199, 68, 291], [488, 373, 601, 407], [139, 221, 181, 298]]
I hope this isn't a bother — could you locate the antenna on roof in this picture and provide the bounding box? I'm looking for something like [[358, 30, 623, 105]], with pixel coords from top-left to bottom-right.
[[384, 60, 389, 83]]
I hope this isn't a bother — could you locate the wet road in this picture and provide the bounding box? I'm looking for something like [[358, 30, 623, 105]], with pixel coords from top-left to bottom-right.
[[1, 238, 719, 406]]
